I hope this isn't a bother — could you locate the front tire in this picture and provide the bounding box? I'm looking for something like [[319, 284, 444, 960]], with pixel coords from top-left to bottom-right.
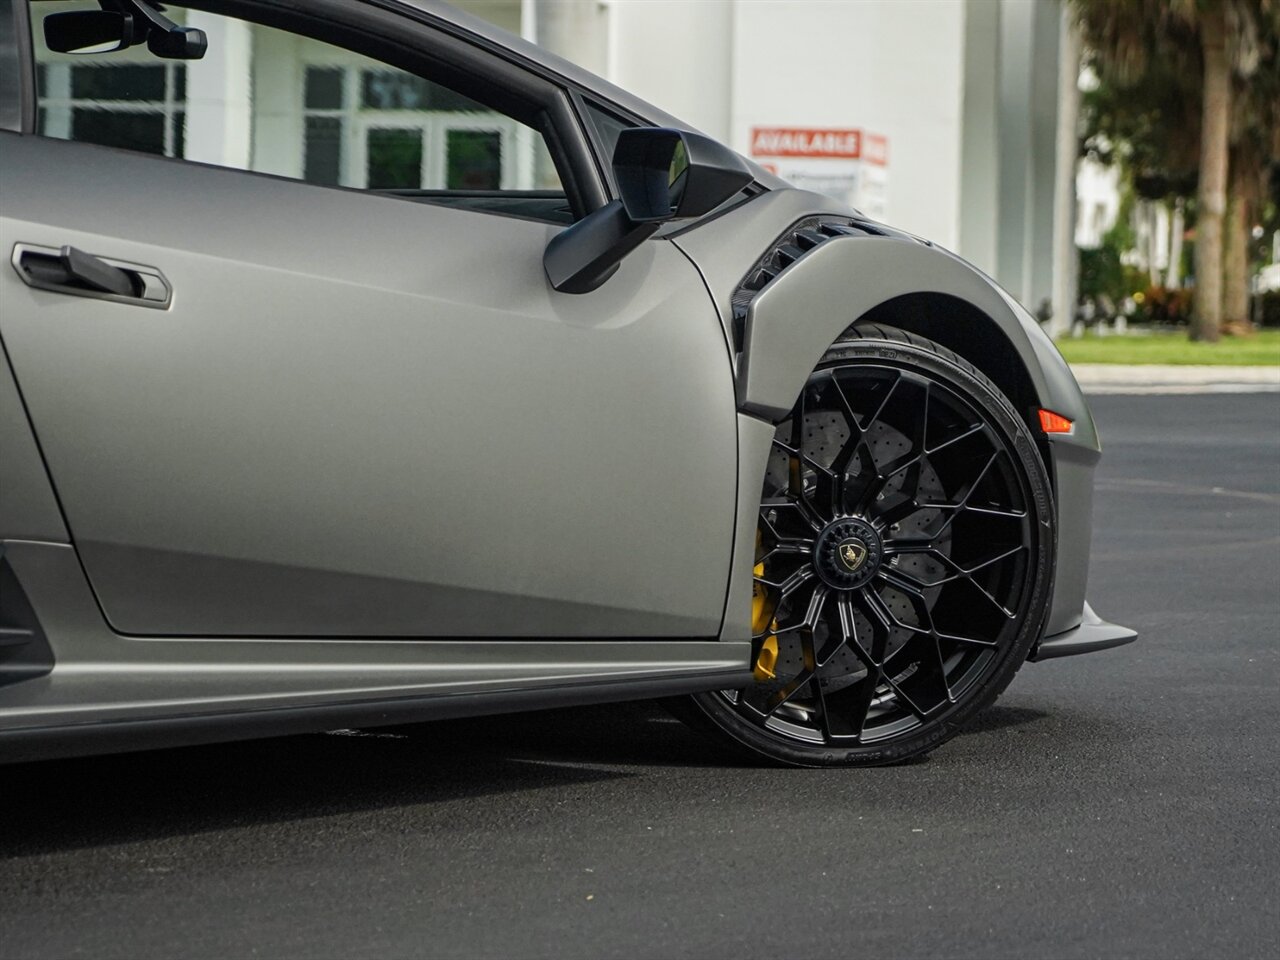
[[685, 324, 1055, 766]]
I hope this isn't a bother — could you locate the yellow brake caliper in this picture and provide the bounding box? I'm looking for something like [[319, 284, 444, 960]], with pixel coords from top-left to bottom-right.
[[752, 529, 779, 681]]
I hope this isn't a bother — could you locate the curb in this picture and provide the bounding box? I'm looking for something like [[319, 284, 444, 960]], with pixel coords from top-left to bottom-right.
[[1068, 363, 1280, 395]]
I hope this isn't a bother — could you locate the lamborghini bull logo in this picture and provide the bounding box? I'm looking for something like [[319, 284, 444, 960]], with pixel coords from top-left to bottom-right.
[[838, 538, 868, 572]]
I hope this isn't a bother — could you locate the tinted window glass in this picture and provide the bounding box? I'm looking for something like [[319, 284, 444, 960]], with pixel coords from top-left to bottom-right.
[[584, 100, 631, 163], [447, 129, 501, 190], [30, 1, 565, 204]]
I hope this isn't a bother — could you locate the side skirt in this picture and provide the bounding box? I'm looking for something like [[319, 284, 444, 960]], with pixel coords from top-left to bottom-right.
[[0, 540, 752, 762]]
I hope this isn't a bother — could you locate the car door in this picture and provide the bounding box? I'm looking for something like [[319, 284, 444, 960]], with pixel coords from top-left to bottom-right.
[[0, 0, 738, 639]]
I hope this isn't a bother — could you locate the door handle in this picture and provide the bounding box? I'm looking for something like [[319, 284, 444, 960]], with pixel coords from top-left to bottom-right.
[[57, 245, 137, 297], [11, 243, 172, 309]]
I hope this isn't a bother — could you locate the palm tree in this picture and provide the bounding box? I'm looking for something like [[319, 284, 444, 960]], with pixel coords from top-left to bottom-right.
[[1070, 0, 1272, 342], [1225, 9, 1280, 325]]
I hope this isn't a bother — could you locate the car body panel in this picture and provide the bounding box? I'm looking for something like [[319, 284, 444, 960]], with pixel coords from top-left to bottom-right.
[[719, 413, 777, 643], [0, 337, 66, 542], [0, 540, 752, 762], [0, 134, 738, 638], [0, 0, 1133, 762]]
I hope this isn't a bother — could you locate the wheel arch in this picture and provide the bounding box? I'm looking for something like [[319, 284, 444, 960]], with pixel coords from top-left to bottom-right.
[[729, 232, 1101, 644], [736, 235, 1092, 452], [852, 292, 1039, 434]]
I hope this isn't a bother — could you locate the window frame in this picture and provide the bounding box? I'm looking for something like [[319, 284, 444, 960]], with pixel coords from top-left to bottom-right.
[[3, 0, 35, 133], [17, 0, 609, 223]]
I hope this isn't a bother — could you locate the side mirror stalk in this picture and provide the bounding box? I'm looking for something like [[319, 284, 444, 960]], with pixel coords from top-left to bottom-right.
[[543, 200, 659, 295], [544, 128, 753, 295]]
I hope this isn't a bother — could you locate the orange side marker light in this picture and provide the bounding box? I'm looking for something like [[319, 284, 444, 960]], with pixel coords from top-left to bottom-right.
[[1038, 408, 1074, 434]]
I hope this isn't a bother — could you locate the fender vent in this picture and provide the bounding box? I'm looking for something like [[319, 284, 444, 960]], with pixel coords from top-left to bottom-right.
[[730, 215, 923, 347]]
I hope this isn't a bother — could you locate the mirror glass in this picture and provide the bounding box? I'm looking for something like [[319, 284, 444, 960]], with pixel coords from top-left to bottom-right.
[[667, 140, 689, 186], [667, 139, 689, 212], [43, 11, 132, 55]]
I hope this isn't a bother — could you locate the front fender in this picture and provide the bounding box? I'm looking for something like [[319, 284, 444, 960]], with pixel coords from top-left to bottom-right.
[[739, 234, 1094, 454], [729, 230, 1101, 640]]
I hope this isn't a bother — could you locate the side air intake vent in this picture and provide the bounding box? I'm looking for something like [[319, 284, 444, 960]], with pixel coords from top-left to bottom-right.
[[730, 215, 924, 347]]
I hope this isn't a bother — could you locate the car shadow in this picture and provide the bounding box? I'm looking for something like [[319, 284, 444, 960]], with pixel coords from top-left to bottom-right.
[[0, 701, 730, 858], [0, 700, 1051, 858]]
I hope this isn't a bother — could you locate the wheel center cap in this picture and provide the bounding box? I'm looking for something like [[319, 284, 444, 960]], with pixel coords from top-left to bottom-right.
[[813, 517, 882, 590]]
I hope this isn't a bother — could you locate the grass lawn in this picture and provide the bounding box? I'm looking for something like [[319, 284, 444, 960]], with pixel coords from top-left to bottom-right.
[[1055, 329, 1280, 365]]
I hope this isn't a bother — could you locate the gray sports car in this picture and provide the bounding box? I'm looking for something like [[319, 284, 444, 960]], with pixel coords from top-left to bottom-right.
[[0, 0, 1134, 766]]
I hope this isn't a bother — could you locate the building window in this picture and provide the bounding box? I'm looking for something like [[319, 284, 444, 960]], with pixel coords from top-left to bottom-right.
[[36, 61, 186, 159], [299, 64, 540, 192]]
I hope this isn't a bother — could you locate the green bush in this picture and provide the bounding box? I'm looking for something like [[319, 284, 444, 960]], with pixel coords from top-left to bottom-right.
[[1079, 246, 1123, 303], [1079, 213, 1149, 306]]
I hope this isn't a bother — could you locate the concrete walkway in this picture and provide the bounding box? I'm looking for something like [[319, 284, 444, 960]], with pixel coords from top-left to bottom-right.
[[1069, 363, 1280, 394]]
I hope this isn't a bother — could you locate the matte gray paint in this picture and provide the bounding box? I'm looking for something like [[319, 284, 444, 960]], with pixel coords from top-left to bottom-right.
[[0, 135, 738, 638], [669, 188, 856, 331], [0, 319, 67, 543], [1044, 441, 1098, 637], [1031, 601, 1136, 661], [719, 414, 777, 642], [738, 233, 1094, 431], [0, 540, 752, 758], [0, 669, 751, 762]]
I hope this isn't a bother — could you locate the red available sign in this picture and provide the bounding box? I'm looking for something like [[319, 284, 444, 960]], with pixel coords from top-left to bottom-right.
[[750, 127, 862, 159], [863, 133, 889, 166]]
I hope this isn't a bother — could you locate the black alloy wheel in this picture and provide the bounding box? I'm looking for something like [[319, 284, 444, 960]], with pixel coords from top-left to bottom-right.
[[684, 324, 1055, 766]]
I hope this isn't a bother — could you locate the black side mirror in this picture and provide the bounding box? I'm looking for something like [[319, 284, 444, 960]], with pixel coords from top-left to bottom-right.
[[544, 127, 753, 294]]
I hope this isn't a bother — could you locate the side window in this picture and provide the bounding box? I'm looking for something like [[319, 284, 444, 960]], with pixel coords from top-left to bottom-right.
[[583, 100, 632, 164], [28, 2, 567, 214]]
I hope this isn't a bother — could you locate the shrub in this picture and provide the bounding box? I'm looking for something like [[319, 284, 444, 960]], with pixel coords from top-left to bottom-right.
[[1079, 246, 1123, 303], [1134, 285, 1193, 325]]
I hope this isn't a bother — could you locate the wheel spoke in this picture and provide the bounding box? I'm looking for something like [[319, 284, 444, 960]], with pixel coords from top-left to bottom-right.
[[924, 421, 986, 457], [761, 589, 827, 719], [842, 591, 893, 741], [965, 504, 1028, 520], [956, 543, 1028, 574], [759, 497, 820, 542], [838, 437, 883, 515], [955, 574, 1019, 620], [884, 448, 1012, 552], [773, 438, 835, 528], [873, 377, 929, 487], [833, 371, 905, 514], [754, 562, 814, 597]]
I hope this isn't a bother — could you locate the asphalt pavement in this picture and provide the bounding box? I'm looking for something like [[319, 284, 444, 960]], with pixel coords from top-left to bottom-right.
[[2, 393, 1277, 960]]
